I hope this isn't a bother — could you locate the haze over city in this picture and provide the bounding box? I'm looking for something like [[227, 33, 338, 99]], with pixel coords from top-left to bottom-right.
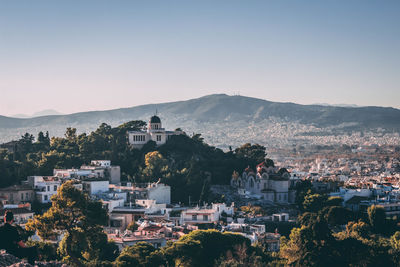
[[1, 0, 400, 116], [2, 1, 400, 266]]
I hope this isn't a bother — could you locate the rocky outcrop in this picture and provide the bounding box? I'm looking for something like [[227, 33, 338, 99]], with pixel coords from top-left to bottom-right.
[[0, 251, 67, 267]]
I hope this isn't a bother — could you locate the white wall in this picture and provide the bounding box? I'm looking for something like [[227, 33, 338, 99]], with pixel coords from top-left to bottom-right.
[[84, 180, 110, 195], [148, 184, 171, 204]]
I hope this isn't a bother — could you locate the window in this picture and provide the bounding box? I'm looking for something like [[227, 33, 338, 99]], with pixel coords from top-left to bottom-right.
[[26, 193, 29, 199], [21, 193, 24, 200], [44, 195, 48, 201], [192, 215, 197, 221], [203, 215, 208, 221], [47, 186, 50, 191], [110, 220, 121, 227], [264, 183, 267, 189], [157, 135, 161, 142], [54, 185, 57, 191]]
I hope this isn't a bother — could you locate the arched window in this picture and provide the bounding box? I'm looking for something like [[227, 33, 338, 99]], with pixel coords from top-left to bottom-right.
[[250, 179, 254, 188]]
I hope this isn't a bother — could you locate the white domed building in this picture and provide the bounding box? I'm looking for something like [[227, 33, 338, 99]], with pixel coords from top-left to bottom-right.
[[128, 115, 183, 148], [231, 162, 295, 204]]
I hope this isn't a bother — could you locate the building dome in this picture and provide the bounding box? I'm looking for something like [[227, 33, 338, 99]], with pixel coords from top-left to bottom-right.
[[150, 115, 161, 123]]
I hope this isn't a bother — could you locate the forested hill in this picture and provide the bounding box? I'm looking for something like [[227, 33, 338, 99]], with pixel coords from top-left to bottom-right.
[[0, 120, 270, 203], [1, 94, 400, 146]]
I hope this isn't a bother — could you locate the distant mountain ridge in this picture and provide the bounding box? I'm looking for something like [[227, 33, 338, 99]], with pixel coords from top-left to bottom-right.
[[1, 94, 400, 147], [10, 109, 64, 118]]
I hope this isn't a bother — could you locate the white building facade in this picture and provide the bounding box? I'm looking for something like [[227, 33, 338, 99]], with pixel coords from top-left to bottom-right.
[[27, 176, 61, 204], [128, 115, 183, 148], [231, 162, 293, 204], [180, 207, 220, 225], [82, 180, 110, 195]]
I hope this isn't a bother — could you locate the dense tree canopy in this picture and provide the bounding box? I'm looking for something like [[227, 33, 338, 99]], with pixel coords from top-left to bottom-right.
[[0, 121, 271, 203], [26, 181, 118, 266], [281, 188, 400, 267]]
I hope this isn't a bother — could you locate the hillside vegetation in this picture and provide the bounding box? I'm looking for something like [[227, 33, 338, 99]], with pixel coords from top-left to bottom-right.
[[0, 120, 269, 203]]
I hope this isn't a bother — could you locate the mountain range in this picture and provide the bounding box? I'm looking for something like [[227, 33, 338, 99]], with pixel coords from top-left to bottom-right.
[[1, 94, 399, 148], [10, 109, 64, 119]]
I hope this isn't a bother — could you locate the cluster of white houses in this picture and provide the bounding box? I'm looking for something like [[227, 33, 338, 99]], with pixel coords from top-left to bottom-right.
[[0, 156, 283, 252], [0, 116, 284, 252]]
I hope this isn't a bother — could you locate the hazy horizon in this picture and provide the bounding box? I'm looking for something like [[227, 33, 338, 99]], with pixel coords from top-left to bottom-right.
[[3, 93, 400, 119], [1, 0, 399, 116]]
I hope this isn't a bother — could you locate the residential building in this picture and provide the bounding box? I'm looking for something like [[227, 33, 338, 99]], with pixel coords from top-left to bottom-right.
[[26, 176, 61, 204], [108, 206, 146, 229], [257, 232, 281, 252], [82, 180, 110, 195], [180, 207, 219, 225], [110, 182, 171, 205], [54, 160, 121, 184], [108, 232, 167, 251], [0, 185, 35, 204]]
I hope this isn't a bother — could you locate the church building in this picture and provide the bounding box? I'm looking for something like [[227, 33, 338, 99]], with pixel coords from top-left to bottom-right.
[[231, 161, 296, 204], [128, 115, 183, 148]]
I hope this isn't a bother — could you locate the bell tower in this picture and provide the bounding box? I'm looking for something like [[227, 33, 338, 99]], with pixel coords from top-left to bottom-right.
[[149, 115, 162, 130]]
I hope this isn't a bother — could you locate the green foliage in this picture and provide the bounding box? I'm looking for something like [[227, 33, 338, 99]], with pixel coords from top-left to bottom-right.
[[141, 151, 169, 179], [368, 205, 387, 235], [390, 231, 400, 250], [325, 196, 343, 207], [114, 242, 164, 267], [302, 192, 327, 213], [234, 143, 267, 167], [294, 180, 312, 209], [321, 206, 353, 226], [163, 229, 251, 267], [26, 240, 58, 261], [0, 121, 271, 204], [26, 181, 114, 265], [288, 198, 399, 267], [240, 204, 266, 216], [298, 212, 319, 227], [215, 243, 265, 267], [264, 221, 298, 237]]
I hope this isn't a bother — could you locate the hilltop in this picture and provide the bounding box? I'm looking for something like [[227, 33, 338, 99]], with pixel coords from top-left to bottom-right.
[[1, 94, 400, 148]]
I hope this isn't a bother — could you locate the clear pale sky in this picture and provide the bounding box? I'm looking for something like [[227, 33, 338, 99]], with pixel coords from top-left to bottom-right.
[[1, 0, 399, 116]]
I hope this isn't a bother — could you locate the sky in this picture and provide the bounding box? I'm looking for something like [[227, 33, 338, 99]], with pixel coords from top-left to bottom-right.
[[0, 0, 399, 116]]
